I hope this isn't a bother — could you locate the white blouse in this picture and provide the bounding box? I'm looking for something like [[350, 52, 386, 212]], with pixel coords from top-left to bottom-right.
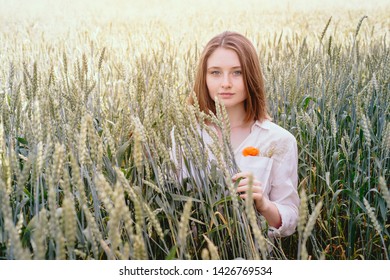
[[234, 120, 299, 237], [171, 120, 299, 237]]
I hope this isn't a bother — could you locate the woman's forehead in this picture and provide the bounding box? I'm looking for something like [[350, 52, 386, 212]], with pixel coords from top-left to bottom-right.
[[207, 48, 241, 68]]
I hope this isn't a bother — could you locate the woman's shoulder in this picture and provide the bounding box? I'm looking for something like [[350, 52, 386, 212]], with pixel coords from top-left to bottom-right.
[[256, 120, 296, 143], [254, 120, 297, 161]]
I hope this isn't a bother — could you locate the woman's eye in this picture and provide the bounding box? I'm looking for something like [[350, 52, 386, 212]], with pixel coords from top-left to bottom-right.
[[233, 70, 242, 76], [211, 71, 221, 75]]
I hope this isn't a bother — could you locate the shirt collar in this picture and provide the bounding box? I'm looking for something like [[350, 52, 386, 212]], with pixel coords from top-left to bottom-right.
[[252, 119, 271, 131]]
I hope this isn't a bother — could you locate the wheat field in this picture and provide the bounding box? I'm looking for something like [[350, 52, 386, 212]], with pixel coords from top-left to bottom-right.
[[0, 0, 389, 260]]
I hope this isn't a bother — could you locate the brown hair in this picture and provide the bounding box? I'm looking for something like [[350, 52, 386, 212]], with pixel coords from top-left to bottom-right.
[[189, 31, 270, 122]]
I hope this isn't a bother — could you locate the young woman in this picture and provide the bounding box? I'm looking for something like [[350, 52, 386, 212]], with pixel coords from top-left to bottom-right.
[[189, 31, 299, 237]]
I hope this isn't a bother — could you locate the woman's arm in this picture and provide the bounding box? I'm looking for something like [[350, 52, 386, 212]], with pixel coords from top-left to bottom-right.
[[233, 135, 299, 237], [233, 172, 282, 228]]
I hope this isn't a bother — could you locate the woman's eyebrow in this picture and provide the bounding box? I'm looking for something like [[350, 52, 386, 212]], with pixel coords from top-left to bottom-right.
[[207, 66, 242, 70]]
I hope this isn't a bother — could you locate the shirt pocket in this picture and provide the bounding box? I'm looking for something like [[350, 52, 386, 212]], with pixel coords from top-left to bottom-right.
[[238, 156, 274, 193]]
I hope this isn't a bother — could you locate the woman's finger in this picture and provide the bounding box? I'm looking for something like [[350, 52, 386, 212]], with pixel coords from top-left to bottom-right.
[[239, 192, 264, 201], [236, 185, 263, 194], [237, 178, 261, 187], [232, 171, 253, 181]]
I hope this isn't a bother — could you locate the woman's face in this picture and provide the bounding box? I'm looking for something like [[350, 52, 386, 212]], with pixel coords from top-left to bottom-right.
[[206, 47, 247, 111]]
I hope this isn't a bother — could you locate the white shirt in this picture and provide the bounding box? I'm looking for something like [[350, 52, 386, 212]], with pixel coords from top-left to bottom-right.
[[235, 120, 299, 237], [171, 120, 299, 237]]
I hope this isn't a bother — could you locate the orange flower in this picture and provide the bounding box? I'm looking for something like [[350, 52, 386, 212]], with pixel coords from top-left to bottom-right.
[[242, 146, 259, 157]]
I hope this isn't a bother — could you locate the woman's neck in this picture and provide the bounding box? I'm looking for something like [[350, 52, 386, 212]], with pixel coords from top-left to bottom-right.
[[226, 106, 248, 128]]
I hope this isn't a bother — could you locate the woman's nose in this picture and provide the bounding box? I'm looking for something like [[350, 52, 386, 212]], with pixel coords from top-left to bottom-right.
[[221, 74, 232, 88]]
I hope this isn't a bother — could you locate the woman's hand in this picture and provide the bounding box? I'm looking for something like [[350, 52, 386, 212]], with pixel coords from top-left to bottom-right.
[[232, 171, 268, 212], [232, 171, 282, 229]]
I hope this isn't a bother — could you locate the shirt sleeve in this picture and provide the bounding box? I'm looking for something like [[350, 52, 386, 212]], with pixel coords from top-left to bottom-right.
[[267, 135, 300, 237]]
